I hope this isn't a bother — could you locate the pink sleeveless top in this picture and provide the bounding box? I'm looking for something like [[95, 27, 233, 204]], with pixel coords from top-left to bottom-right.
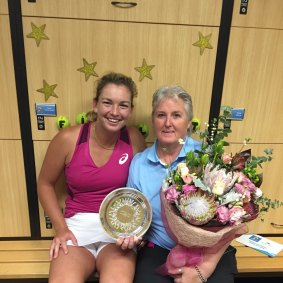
[[64, 123, 133, 217]]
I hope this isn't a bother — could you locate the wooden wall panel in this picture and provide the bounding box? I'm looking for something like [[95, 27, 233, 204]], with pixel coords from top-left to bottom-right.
[[23, 17, 218, 142], [233, 0, 283, 29], [0, 0, 8, 14], [33, 141, 66, 237], [21, 0, 222, 26], [0, 140, 30, 237], [0, 13, 30, 237], [224, 1, 283, 235], [226, 143, 283, 234], [222, 27, 283, 144], [0, 15, 21, 139]]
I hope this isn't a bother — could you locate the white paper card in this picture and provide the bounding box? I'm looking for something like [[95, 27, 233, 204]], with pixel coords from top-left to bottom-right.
[[236, 234, 283, 257]]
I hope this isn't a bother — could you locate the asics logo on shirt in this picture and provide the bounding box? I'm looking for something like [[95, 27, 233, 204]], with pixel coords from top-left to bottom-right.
[[119, 153, 129, 165]]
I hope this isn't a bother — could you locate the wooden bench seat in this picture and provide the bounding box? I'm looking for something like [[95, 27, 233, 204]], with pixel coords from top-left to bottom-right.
[[0, 238, 283, 280], [232, 237, 283, 274], [0, 240, 50, 279], [0, 240, 96, 281]]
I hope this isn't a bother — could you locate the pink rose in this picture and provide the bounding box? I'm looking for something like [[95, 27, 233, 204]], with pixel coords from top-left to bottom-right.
[[243, 178, 257, 192], [229, 207, 246, 225], [182, 174, 194, 184], [243, 190, 251, 203], [234, 171, 246, 183], [234, 183, 245, 194], [182, 184, 197, 196], [165, 186, 180, 203], [236, 173, 257, 192], [222, 153, 232, 165], [217, 206, 230, 224]]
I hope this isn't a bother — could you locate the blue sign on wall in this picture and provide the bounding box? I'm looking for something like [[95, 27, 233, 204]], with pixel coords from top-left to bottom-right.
[[35, 103, 57, 116]]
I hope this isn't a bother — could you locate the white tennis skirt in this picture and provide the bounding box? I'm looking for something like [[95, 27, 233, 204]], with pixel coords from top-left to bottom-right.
[[65, 213, 115, 246]]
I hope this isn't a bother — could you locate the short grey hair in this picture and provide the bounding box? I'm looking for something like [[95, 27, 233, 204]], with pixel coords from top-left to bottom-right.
[[152, 85, 193, 121]]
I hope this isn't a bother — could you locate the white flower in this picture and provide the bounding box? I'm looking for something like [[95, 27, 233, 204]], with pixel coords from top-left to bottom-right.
[[254, 188, 263, 199], [162, 179, 170, 191], [229, 207, 246, 225], [177, 191, 217, 226], [212, 180, 226, 195], [177, 162, 189, 177], [203, 163, 237, 195]]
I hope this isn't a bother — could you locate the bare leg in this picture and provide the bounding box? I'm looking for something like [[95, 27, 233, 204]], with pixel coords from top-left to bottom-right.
[[97, 243, 136, 283], [49, 246, 96, 283]]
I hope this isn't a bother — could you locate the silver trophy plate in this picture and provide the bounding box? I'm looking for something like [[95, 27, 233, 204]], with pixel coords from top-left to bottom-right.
[[99, 187, 152, 239]]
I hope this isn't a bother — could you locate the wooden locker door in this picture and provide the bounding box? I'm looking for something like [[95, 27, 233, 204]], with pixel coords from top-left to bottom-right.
[[222, 27, 283, 144], [21, 0, 222, 26], [223, 0, 283, 144], [0, 141, 30, 237], [0, 15, 21, 139], [33, 141, 66, 237], [226, 144, 283, 235], [0, 15, 30, 237], [233, 0, 283, 29], [23, 18, 218, 142], [221, 0, 283, 233], [0, 0, 8, 14], [245, 144, 283, 235]]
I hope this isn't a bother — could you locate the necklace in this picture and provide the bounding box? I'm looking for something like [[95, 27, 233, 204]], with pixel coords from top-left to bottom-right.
[[93, 126, 117, 150], [157, 147, 172, 167], [157, 143, 182, 167]]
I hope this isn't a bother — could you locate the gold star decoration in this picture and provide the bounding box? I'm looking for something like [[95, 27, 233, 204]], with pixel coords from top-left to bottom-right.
[[77, 58, 99, 81], [135, 58, 155, 81], [37, 80, 58, 101], [192, 32, 213, 55], [26, 22, 49, 47]]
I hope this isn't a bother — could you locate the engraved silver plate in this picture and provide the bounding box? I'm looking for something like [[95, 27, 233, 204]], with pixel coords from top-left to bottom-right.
[[99, 187, 152, 239]]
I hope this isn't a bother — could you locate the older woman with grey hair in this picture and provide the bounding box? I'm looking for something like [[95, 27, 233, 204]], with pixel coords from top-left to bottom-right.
[[127, 85, 237, 283]]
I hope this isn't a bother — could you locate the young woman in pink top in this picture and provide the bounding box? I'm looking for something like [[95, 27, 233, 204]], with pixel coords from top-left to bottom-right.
[[37, 72, 146, 283]]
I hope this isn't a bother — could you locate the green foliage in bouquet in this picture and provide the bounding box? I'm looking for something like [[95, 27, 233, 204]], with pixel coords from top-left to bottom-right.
[[165, 106, 283, 226]]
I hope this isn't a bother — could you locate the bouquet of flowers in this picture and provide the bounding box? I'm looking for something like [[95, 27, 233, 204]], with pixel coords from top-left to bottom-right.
[[159, 106, 282, 272]]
